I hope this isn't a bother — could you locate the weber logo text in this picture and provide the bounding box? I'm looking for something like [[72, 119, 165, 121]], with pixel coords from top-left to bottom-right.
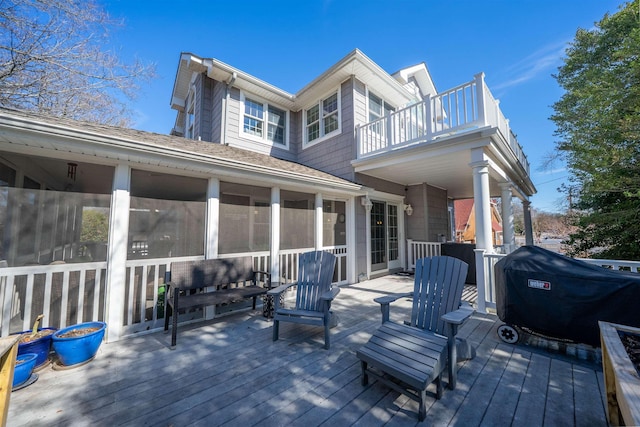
[[528, 279, 551, 290]]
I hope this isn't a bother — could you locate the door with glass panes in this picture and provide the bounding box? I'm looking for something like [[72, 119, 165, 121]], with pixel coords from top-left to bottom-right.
[[370, 201, 400, 272]]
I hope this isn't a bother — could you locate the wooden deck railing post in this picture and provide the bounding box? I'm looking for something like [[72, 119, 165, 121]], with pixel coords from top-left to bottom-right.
[[474, 249, 487, 313]]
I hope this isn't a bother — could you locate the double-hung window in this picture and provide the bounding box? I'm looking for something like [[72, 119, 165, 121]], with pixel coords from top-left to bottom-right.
[[241, 93, 288, 147], [305, 89, 340, 146], [368, 91, 395, 137]]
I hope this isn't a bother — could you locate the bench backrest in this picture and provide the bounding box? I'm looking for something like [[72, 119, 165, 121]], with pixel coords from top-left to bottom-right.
[[168, 257, 255, 291]]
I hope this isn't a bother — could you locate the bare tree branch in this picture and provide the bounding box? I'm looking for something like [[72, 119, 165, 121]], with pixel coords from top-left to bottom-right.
[[0, 0, 155, 125]]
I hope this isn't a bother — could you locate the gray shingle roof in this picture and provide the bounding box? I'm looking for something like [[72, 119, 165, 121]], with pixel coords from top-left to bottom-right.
[[0, 107, 361, 190]]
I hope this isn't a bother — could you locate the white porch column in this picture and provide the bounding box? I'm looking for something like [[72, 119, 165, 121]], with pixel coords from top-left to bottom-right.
[[523, 200, 534, 246], [500, 183, 515, 252], [363, 196, 372, 280], [315, 193, 323, 250], [346, 197, 357, 284], [470, 160, 493, 253], [105, 164, 130, 342], [204, 178, 220, 320], [270, 187, 281, 285], [205, 178, 220, 259]]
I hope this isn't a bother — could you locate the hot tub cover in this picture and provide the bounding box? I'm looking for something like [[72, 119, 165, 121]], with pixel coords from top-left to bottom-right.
[[495, 245, 640, 346]]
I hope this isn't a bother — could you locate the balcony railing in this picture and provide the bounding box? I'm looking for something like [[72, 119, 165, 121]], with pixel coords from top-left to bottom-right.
[[357, 73, 530, 176]]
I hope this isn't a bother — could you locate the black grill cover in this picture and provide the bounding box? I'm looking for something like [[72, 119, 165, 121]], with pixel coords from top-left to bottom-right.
[[495, 245, 640, 347]]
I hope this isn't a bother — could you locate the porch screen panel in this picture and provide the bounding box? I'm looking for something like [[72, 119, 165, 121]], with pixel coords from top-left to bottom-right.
[[219, 182, 270, 254], [280, 190, 314, 250], [388, 204, 398, 261], [128, 197, 205, 259], [322, 200, 346, 247], [0, 187, 111, 266]]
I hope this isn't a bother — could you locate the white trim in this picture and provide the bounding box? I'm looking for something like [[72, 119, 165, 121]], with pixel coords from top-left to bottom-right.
[[315, 193, 323, 250], [302, 86, 342, 148], [238, 91, 290, 150], [205, 178, 220, 259], [105, 164, 130, 342], [270, 187, 281, 285]]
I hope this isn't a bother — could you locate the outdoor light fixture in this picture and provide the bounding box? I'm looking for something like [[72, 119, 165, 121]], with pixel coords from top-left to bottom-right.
[[67, 162, 78, 181], [361, 196, 373, 211], [404, 204, 413, 216]]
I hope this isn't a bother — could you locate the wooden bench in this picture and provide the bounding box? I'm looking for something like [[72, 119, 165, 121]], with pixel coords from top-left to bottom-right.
[[163, 257, 270, 348]]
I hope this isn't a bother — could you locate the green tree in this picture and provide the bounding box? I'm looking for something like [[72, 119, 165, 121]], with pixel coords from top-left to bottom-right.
[[0, 0, 154, 125], [551, 0, 640, 260]]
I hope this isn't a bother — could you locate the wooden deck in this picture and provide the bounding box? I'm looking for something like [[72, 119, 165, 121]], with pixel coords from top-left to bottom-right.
[[7, 275, 607, 426]]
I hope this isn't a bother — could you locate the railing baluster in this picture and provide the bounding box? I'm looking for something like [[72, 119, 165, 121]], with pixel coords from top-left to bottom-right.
[[77, 269, 86, 324]]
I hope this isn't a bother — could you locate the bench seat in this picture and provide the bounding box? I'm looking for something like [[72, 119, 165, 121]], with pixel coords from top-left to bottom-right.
[[164, 257, 270, 347]]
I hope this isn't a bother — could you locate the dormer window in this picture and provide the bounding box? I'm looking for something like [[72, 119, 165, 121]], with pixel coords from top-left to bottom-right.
[[241, 93, 288, 147], [304, 88, 341, 146]]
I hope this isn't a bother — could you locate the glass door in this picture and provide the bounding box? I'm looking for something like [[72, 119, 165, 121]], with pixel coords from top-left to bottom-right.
[[370, 201, 387, 271], [387, 204, 400, 270]]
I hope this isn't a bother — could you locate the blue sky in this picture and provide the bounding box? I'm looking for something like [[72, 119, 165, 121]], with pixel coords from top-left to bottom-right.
[[102, 0, 623, 213]]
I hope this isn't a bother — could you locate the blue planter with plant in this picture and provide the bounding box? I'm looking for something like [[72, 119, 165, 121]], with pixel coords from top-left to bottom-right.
[[51, 321, 106, 367]]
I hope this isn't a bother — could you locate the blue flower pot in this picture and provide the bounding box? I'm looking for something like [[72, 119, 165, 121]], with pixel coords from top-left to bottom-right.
[[14, 327, 57, 369], [13, 353, 37, 388], [52, 322, 106, 367]]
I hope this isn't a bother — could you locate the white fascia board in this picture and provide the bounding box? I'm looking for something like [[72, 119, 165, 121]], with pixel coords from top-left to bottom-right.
[[205, 58, 296, 109], [171, 96, 185, 111], [295, 49, 414, 107], [393, 63, 438, 97], [177, 50, 415, 112]]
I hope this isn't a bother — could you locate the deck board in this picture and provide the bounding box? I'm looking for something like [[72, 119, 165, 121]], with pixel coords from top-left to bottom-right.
[[7, 275, 607, 426]]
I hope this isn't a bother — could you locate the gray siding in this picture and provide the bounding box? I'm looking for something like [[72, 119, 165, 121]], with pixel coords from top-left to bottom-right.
[[406, 183, 449, 242], [297, 78, 356, 181], [354, 173, 405, 196], [353, 78, 367, 127], [211, 78, 226, 143], [290, 110, 302, 158], [199, 75, 214, 142]]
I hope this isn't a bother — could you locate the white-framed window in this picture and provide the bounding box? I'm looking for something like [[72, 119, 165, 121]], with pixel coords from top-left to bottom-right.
[[304, 88, 341, 146], [368, 91, 395, 122], [186, 88, 196, 139], [240, 92, 288, 148]]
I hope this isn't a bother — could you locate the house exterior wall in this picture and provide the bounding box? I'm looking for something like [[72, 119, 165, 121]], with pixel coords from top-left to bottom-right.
[[297, 78, 356, 181], [211, 78, 225, 143], [406, 183, 449, 242], [199, 74, 214, 143]]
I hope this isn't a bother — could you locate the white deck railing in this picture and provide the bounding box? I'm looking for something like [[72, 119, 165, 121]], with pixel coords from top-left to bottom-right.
[[406, 240, 442, 270], [1, 247, 349, 339], [0, 262, 107, 336], [357, 73, 530, 176]]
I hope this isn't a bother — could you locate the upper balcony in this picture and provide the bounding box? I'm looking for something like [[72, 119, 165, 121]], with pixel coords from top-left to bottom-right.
[[356, 73, 530, 178]]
